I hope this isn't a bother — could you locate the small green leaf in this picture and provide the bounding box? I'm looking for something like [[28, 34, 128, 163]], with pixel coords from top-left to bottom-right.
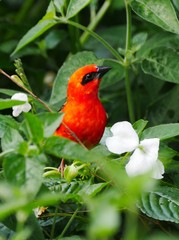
[[66, 0, 92, 19], [38, 112, 63, 137], [0, 99, 25, 110], [142, 47, 179, 83], [11, 2, 57, 55], [133, 119, 148, 135], [54, 0, 67, 15], [78, 182, 108, 198], [23, 113, 44, 144], [141, 123, 179, 140], [130, 0, 179, 34], [132, 32, 148, 52], [137, 186, 179, 223]]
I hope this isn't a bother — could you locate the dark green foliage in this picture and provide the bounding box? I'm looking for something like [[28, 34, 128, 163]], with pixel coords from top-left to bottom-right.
[[0, 0, 179, 239]]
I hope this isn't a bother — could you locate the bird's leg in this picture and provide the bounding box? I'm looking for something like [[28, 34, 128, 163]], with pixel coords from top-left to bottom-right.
[[58, 158, 65, 177]]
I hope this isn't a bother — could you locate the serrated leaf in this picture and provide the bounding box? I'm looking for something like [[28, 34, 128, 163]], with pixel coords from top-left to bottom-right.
[[66, 0, 91, 19], [130, 0, 179, 34], [142, 47, 179, 83], [137, 186, 179, 223], [11, 2, 57, 55], [50, 51, 99, 106], [141, 123, 179, 140], [0, 99, 25, 110]]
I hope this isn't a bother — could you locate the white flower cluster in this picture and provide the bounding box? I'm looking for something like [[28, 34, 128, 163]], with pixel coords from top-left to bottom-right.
[[105, 121, 164, 179]]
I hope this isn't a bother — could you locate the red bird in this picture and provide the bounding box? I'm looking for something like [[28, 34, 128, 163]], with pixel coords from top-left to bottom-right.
[[55, 64, 111, 149]]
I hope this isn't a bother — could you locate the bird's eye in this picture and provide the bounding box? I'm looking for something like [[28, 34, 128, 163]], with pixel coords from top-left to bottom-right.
[[81, 72, 96, 85]]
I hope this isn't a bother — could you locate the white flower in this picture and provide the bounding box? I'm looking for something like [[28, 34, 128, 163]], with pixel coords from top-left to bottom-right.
[[11, 93, 31, 117], [105, 121, 164, 179]]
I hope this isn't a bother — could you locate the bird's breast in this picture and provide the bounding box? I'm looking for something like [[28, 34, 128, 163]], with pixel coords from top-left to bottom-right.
[[55, 98, 107, 149]]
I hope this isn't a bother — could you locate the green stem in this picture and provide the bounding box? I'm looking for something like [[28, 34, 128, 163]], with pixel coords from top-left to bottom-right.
[[124, 1, 135, 123], [80, 0, 111, 45], [58, 207, 79, 239], [124, 209, 138, 240], [58, 18, 124, 64], [125, 66, 135, 123]]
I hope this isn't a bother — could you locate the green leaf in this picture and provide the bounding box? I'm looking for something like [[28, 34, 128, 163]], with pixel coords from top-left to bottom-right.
[[38, 112, 63, 138], [25, 154, 47, 196], [3, 153, 25, 186], [0, 114, 19, 138], [100, 59, 124, 89], [173, 0, 179, 12], [11, 2, 57, 55], [133, 119, 148, 135], [132, 32, 148, 53], [78, 182, 108, 198], [3, 153, 46, 197], [0, 99, 25, 110], [137, 32, 178, 59], [146, 85, 179, 125], [44, 136, 90, 162], [54, 0, 67, 15], [0, 89, 18, 97], [130, 0, 179, 34], [141, 123, 179, 140], [137, 186, 179, 223], [66, 0, 92, 19], [50, 51, 99, 106], [1, 127, 24, 151], [23, 113, 44, 144], [142, 47, 179, 83], [89, 191, 120, 238]]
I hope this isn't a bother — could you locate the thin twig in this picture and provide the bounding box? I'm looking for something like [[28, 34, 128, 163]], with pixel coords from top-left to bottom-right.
[[62, 122, 87, 149], [0, 68, 53, 112]]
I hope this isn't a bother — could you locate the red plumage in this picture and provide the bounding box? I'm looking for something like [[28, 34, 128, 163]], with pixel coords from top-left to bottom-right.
[[55, 64, 111, 149]]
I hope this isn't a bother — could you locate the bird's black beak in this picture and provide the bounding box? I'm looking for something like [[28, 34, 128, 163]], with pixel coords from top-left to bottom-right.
[[97, 66, 112, 78]]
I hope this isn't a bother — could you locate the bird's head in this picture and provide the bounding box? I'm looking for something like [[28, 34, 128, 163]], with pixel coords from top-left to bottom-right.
[[67, 64, 111, 100]]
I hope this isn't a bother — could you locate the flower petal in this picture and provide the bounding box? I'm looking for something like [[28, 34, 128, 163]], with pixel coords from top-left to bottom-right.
[[151, 160, 164, 179], [125, 138, 161, 178], [22, 103, 32, 113], [105, 121, 139, 154], [11, 93, 28, 101], [140, 138, 160, 163], [12, 106, 23, 117], [125, 147, 153, 176]]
